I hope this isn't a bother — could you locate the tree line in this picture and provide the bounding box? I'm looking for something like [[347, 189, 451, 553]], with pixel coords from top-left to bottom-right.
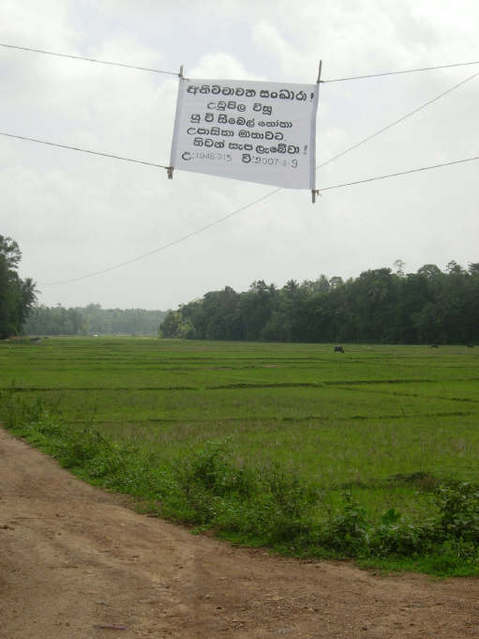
[[23, 303, 167, 336], [0, 235, 36, 339], [160, 262, 479, 344], [0, 236, 165, 338]]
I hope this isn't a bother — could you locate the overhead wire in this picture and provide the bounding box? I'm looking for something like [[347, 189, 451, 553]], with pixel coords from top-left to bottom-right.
[[36, 68, 478, 286], [0, 131, 169, 169], [2, 41, 477, 285], [0, 42, 179, 76], [40, 150, 479, 286], [2, 40, 479, 83], [1, 42, 478, 176], [322, 60, 479, 83], [3, 69, 478, 187], [39, 190, 281, 286], [316, 70, 479, 169], [317, 155, 479, 193]]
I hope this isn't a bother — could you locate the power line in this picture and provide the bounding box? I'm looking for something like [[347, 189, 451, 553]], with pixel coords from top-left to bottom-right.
[[0, 42, 179, 76], [317, 70, 479, 169], [40, 190, 281, 285], [2, 40, 479, 84], [317, 154, 479, 193], [37, 70, 478, 286], [0, 131, 169, 169], [323, 60, 479, 83], [41, 151, 478, 287], [2, 69, 477, 180]]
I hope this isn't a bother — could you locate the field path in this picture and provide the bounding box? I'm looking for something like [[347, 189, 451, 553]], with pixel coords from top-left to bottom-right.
[[1, 428, 478, 639]]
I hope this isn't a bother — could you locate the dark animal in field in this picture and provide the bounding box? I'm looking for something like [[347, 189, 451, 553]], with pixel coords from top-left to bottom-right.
[[334, 345, 344, 353], [430, 344, 439, 348], [466, 343, 474, 348]]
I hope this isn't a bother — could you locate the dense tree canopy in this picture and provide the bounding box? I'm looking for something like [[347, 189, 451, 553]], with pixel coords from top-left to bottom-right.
[[0, 235, 36, 338], [161, 263, 479, 344]]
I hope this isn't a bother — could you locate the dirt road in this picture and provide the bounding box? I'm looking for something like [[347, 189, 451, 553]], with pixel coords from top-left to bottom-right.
[[0, 428, 478, 638]]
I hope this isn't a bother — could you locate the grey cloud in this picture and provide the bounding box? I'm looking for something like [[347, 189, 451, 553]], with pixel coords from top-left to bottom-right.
[[1, 0, 478, 310]]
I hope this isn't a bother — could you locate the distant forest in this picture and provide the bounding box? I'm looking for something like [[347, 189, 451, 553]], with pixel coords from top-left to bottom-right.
[[23, 303, 167, 336], [161, 262, 479, 344]]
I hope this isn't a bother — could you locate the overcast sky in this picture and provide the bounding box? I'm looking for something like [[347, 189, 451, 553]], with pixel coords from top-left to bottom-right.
[[1, 0, 478, 310]]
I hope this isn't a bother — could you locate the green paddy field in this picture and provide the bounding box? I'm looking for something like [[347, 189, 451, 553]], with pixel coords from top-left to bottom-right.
[[2, 338, 478, 506], [1, 337, 479, 572]]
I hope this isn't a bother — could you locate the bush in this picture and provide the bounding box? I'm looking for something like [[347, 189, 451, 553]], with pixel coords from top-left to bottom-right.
[[369, 509, 437, 557], [254, 463, 318, 543], [435, 481, 479, 542], [56, 427, 126, 478], [1, 393, 478, 575], [175, 439, 254, 498], [319, 493, 370, 555], [172, 440, 256, 524], [169, 443, 320, 543]]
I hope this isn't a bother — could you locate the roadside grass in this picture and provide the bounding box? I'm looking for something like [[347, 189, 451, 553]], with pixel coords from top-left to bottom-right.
[[1, 337, 478, 575]]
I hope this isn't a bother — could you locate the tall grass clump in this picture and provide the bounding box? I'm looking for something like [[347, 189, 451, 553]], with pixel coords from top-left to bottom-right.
[[1, 392, 478, 576]]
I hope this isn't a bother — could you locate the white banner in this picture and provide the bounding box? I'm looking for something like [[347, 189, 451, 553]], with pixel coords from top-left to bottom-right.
[[169, 78, 319, 190]]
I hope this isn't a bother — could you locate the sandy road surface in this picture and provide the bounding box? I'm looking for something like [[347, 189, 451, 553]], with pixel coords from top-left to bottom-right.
[[0, 428, 478, 638]]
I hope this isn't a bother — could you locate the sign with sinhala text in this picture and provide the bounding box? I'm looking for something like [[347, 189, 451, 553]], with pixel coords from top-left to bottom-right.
[[169, 78, 319, 190]]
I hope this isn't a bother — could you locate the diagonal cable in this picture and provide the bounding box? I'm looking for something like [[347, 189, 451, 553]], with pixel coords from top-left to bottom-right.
[[318, 155, 479, 193], [2, 41, 479, 83], [28, 70, 478, 286], [39, 190, 281, 285], [317, 69, 479, 170], [2, 70, 477, 176], [0, 41, 179, 76], [323, 60, 479, 83], [0, 131, 169, 169]]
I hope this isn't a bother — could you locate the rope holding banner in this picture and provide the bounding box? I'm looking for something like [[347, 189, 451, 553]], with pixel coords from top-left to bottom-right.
[[312, 60, 322, 204], [166, 65, 185, 180]]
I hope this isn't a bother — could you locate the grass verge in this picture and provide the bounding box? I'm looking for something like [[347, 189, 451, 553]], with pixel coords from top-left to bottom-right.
[[2, 392, 479, 578]]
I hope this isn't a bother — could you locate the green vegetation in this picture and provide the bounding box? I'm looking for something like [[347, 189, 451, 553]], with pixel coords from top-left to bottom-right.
[[1, 337, 478, 575], [0, 235, 36, 338], [23, 303, 167, 336], [161, 262, 479, 344]]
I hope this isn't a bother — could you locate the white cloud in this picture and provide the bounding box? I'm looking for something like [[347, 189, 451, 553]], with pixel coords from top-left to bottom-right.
[[252, 21, 309, 80], [1, 0, 478, 309]]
